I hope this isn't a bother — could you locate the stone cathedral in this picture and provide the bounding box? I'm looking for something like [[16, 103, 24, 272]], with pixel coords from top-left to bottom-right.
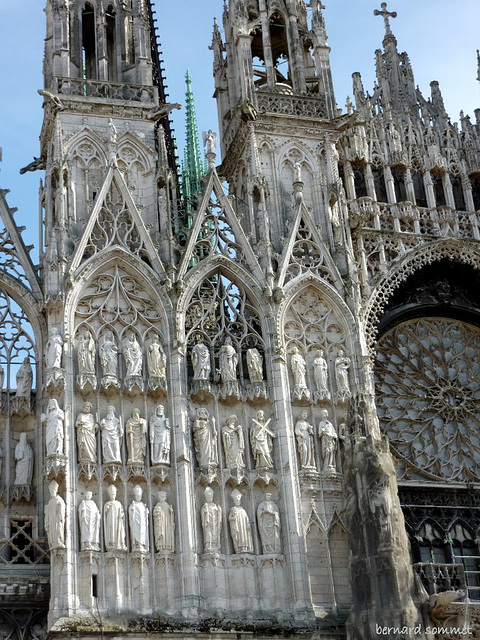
[[0, 0, 479, 639]]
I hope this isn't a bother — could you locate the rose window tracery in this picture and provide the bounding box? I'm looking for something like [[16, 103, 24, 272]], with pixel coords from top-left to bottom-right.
[[374, 317, 480, 482]]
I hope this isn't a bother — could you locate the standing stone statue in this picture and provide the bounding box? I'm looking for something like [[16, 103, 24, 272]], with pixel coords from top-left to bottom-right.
[[42, 399, 65, 457], [153, 490, 175, 553], [129, 485, 149, 552], [318, 409, 338, 472], [313, 348, 331, 401], [218, 336, 238, 383], [123, 332, 143, 378], [45, 480, 66, 550], [147, 334, 166, 381], [290, 346, 310, 400], [201, 486, 222, 553], [14, 432, 34, 486], [250, 410, 275, 469], [100, 406, 123, 464], [15, 357, 33, 397], [246, 348, 264, 383], [104, 484, 127, 551], [126, 408, 147, 464], [75, 401, 98, 464], [77, 329, 96, 388], [193, 407, 218, 468], [335, 349, 351, 401], [228, 489, 253, 554], [295, 410, 316, 470], [191, 335, 211, 381], [78, 491, 101, 551], [45, 327, 63, 370], [99, 330, 118, 385], [222, 415, 245, 469], [257, 493, 281, 554], [150, 404, 170, 465]]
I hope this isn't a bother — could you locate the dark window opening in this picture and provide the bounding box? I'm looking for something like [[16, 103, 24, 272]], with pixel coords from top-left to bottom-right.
[[450, 175, 466, 211], [338, 163, 347, 194], [431, 171, 446, 207], [251, 28, 267, 89], [352, 162, 367, 198], [106, 7, 117, 82], [124, 14, 135, 65], [269, 13, 290, 86], [471, 175, 480, 211], [82, 4, 97, 81], [391, 166, 407, 203], [10, 520, 35, 564], [92, 575, 98, 598], [412, 170, 427, 207], [372, 165, 388, 203]]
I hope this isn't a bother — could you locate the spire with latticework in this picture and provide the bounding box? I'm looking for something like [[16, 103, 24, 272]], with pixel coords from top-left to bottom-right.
[[181, 71, 204, 212]]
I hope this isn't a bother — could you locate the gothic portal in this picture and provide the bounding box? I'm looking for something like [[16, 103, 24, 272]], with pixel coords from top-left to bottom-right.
[[0, 1, 479, 640]]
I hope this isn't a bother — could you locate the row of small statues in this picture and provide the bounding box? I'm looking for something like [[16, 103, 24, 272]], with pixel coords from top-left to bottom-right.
[[290, 347, 351, 403], [45, 481, 281, 556]]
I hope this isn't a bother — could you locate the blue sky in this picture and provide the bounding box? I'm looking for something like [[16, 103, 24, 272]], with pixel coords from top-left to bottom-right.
[[0, 0, 478, 258]]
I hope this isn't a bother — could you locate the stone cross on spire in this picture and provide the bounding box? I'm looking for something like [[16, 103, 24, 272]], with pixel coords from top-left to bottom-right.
[[373, 2, 397, 37]]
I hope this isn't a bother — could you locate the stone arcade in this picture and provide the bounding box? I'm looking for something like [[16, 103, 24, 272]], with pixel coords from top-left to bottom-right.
[[0, 1, 479, 640]]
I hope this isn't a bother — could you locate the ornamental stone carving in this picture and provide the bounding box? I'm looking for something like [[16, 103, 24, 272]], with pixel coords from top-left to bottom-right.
[[229, 489, 253, 554], [153, 490, 175, 553], [290, 346, 310, 401], [250, 410, 275, 469], [201, 486, 222, 553], [104, 484, 127, 551], [313, 349, 331, 402], [246, 348, 263, 383], [42, 399, 65, 457], [78, 492, 101, 551], [257, 494, 281, 554], [76, 402, 98, 464], [45, 480, 66, 550], [218, 336, 240, 398], [147, 334, 167, 390], [318, 409, 338, 473], [129, 485, 149, 552], [14, 432, 33, 486], [99, 331, 119, 388], [46, 327, 63, 370], [123, 332, 143, 390], [295, 410, 316, 470], [76, 329, 96, 390], [150, 404, 170, 465], [126, 408, 147, 465], [335, 349, 351, 402], [192, 335, 211, 381], [100, 406, 123, 464], [193, 407, 218, 469]]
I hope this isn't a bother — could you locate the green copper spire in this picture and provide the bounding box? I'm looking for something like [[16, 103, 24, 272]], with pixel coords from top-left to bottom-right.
[[181, 70, 204, 212]]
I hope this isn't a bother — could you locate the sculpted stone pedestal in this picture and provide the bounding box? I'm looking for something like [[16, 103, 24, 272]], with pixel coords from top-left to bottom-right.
[[130, 552, 151, 613], [105, 551, 127, 612], [79, 550, 100, 610]]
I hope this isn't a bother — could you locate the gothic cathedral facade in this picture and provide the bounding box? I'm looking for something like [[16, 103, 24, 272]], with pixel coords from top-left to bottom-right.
[[0, 1, 479, 639]]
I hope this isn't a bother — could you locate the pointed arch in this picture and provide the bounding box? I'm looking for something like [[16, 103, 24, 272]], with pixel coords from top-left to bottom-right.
[[66, 128, 108, 166], [117, 132, 155, 174]]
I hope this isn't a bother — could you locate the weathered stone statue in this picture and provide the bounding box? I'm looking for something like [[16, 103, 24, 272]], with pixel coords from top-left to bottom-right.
[[99, 330, 118, 385], [126, 408, 147, 464], [246, 348, 264, 383], [222, 415, 245, 469], [191, 335, 211, 380], [100, 406, 123, 464], [218, 336, 238, 383], [257, 493, 281, 554], [295, 410, 316, 470], [250, 410, 275, 469], [290, 346, 310, 400], [45, 480, 66, 550], [150, 404, 170, 465], [335, 349, 351, 401], [123, 332, 143, 378], [14, 432, 33, 486], [15, 357, 33, 398], [129, 485, 149, 552], [77, 329, 96, 388], [45, 327, 63, 370], [312, 348, 330, 401], [201, 486, 222, 553], [193, 407, 218, 468], [228, 489, 253, 554], [104, 484, 127, 551], [78, 491, 101, 551], [153, 490, 175, 553], [147, 334, 166, 381], [318, 409, 338, 472], [42, 398, 65, 457], [75, 401, 98, 464]]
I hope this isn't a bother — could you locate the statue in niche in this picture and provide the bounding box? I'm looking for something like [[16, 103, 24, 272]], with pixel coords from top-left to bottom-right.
[[77, 329, 96, 388], [129, 485, 149, 553], [100, 405, 123, 464], [78, 491, 101, 551], [45, 480, 66, 550], [295, 410, 316, 470], [75, 401, 98, 464], [123, 332, 143, 378], [147, 334, 166, 377], [218, 336, 238, 383], [318, 409, 338, 472], [45, 327, 63, 370], [335, 349, 351, 401], [191, 335, 211, 381], [150, 404, 170, 465], [250, 410, 275, 469], [229, 489, 253, 554], [312, 348, 331, 401], [257, 493, 281, 554], [246, 347, 264, 383], [193, 407, 218, 468], [99, 330, 119, 386], [222, 415, 245, 469], [14, 432, 33, 486], [290, 346, 310, 400], [104, 484, 127, 551], [153, 490, 175, 553], [42, 398, 65, 457], [201, 486, 222, 553], [15, 357, 33, 398], [126, 408, 147, 464]]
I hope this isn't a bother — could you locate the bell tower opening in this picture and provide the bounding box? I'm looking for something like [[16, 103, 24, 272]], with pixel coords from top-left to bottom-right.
[[106, 5, 117, 81], [82, 3, 97, 81], [269, 13, 290, 88]]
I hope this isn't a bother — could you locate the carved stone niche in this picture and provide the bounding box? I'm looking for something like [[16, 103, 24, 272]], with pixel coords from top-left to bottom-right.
[[45, 368, 65, 393], [44, 455, 67, 480], [246, 381, 269, 404], [78, 463, 98, 482], [147, 375, 167, 396], [10, 395, 33, 417], [102, 463, 123, 483], [190, 379, 213, 402], [217, 380, 241, 404], [127, 463, 147, 481], [11, 484, 33, 504], [123, 375, 144, 395], [150, 465, 170, 484]]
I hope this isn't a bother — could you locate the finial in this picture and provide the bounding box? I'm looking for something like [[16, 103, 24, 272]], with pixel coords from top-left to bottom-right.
[[373, 2, 397, 37]]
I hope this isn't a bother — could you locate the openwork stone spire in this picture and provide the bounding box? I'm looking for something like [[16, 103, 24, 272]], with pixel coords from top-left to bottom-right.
[[181, 71, 204, 212]]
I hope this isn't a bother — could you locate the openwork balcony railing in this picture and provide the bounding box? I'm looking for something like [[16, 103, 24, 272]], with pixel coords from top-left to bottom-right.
[[256, 89, 327, 120], [54, 77, 157, 103], [413, 562, 466, 596]]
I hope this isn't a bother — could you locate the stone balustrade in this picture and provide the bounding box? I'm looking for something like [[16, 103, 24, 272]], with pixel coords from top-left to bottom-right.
[[54, 77, 157, 104]]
